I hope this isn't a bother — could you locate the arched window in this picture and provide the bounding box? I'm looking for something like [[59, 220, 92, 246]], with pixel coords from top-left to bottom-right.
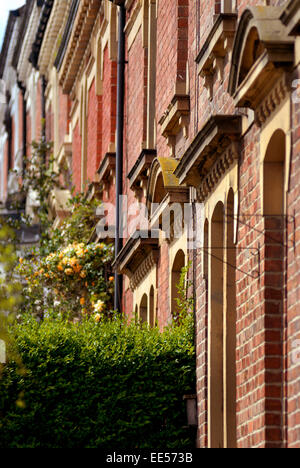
[[149, 286, 155, 327], [140, 294, 148, 324], [171, 249, 186, 320]]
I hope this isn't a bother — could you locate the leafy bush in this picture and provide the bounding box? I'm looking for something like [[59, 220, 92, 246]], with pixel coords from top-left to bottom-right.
[[0, 314, 196, 449], [17, 241, 114, 320]]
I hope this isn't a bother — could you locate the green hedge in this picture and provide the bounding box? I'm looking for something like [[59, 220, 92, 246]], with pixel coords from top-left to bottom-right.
[[0, 315, 196, 448]]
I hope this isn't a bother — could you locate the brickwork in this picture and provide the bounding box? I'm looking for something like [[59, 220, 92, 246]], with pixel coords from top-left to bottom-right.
[[58, 86, 70, 151], [35, 78, 42, 142], [1, 0, 300, 449], [87, 78, 102, 182], [101, 46, 117, 158]]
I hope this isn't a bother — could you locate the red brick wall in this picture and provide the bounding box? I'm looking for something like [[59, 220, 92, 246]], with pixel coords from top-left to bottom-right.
[[286, 66, 300, 448], [58, 86, 70, 150], [18, 91, 23, 151], [46, 105, 53, 143], [2, 140, 8, 201], [190, 0, 300, 449], [87, 78, 102, 182], [156, 0, 189, 158], [35, 78, 42, 142], [26, 112, 31, 157], [126, 27, 147, 172], [101, 46, 117, 158], [14, 0, 299, 449]]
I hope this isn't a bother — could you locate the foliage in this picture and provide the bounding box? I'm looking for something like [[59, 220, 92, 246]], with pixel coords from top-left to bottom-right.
[[0, 223, 23, 384], [17, 241, 114, 320], [174, 262, 194, 325], [42, 192, 103, 257], [22, 140, 59, 252], [0, 314, 196, 449], [15, 138, 114, 320]]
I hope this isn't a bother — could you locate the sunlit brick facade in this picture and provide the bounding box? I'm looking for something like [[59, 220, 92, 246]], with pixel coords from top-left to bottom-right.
[[1, 0, 300, 448]]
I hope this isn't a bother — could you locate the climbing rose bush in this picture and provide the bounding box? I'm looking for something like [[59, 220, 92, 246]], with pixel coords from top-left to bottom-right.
[[17, 242, 114, 320]]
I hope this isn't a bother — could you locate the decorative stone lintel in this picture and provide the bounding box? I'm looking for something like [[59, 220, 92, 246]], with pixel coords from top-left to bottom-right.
[[129, 250, 159, 291], [174, 115, 242, 187], [97, 152, 116, 192], [228, 7, 294, 109], [159, 85, 190, 156], [197, 142, 239, 202], [112, 230, 159, 278], [196, 13, 237, 100], [255, 74, 289, 126], [232, 50, 293, 110], [150, 188, 190, 233], [127, 149, 157, 200]]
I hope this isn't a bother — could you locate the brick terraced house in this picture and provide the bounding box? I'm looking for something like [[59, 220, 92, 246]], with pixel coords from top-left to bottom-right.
[[0, 0, 300, 448]]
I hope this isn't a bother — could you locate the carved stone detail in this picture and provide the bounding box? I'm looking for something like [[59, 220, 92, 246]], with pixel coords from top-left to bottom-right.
[[255, 76, 289, 126], [197, 14, 237, 100], [130, 250, 159, 291], [197, 143, 239, 202]]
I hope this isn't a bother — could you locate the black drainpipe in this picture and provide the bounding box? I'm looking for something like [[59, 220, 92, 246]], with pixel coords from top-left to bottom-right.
[[110, 0, 126, 314], [18, 81, 27, 177]]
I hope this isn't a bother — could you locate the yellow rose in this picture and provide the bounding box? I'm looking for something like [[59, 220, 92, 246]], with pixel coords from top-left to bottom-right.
[[93, 300, 105, 313], [65, 268, 73, 276], [80, 271, 87, 279]]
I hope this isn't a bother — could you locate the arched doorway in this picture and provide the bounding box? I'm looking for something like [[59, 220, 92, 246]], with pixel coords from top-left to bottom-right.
[[149, 286, 155, 327], [209, 201, 224, 448], [140, 294, 148, 324], [224, 189, 236, 448], [171, 249, 185, 320]]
